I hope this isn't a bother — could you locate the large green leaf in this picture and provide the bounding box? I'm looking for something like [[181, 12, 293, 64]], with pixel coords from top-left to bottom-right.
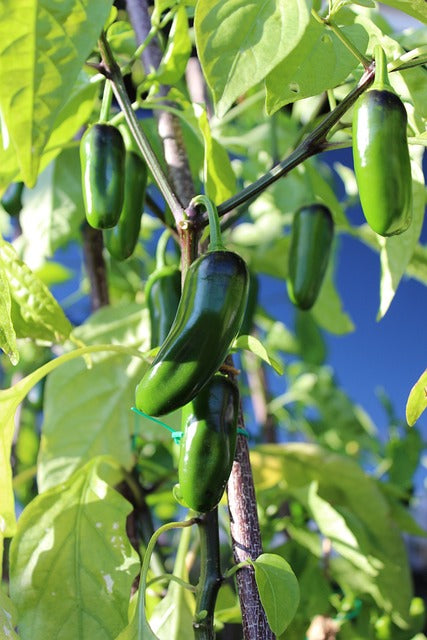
[[9, 458, 140, 640], [379, 0, 427, 23], [38, 304, 150, 491], [0, 236, 72, 343], [251, 443, 413, 627], [0, 343, 146, 537], [195, 0, 312, 116], [20, 146, 85, 261], [253, 553, 300, 635], [265, 20, 368, 113], [148, 6, 191, 85], [0, 0, 112, 186]]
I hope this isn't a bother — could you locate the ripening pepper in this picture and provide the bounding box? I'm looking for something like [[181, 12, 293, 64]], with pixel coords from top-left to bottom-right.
[[1, 182, 24, 217], [104, 151, 147, 260], [135, 249, 248, 416], [287, 203, 334, 311], [178, 373, 239, 512], [80, 123, 126, 229], [352, 46, 412, 236]]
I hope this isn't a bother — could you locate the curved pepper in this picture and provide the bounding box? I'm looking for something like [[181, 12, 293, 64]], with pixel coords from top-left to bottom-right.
[[135, 249, 248, 416], [1, 182, 24, 217], [178, 373, 239, 512], [287, 203, 334, 311], [80, 123, 125, 229], [104, 151, 147, 260], [352, 46, 412, 236]]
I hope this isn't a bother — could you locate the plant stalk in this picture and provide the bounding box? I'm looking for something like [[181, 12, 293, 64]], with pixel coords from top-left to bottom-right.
[[194, 510, 223, 640], [216, 62, 375, 218]]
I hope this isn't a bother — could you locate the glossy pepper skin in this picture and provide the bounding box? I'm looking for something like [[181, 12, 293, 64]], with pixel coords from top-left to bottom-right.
[[352, 90, 412, 236], [104, 151, 147, 260], [80, 124, 125, 229], [287, 204, 333, 311], [135, 250, 249, 416], [146, 265, 181, 348], [178, 373, 239, 512], [1, 182, 24, 217]]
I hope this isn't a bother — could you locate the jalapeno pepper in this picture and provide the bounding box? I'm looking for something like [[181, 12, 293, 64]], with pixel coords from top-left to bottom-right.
[[287, 203, 334, 311], [178, 373, 239, 512], [238, 270, 259, 336], [352, 46, 412, 236], [135, 196, 249, 417], [146, 231, 182, 348], [80, 123, 126, 229], [103, 151, 147, 260]]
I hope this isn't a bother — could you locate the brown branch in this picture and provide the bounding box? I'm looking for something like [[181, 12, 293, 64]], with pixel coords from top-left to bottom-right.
[[227, 409, 275, 640], [81, 222, 109, 311]]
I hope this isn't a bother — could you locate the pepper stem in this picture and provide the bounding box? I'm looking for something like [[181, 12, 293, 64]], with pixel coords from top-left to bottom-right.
[[190, 195, 225, 252], [99, 79, 113, 122], [155, 228, 171, 269], [373, 44, 393, 92]]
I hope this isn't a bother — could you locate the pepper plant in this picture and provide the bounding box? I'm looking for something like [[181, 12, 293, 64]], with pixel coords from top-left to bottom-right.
[[0, 1, 427, 640]]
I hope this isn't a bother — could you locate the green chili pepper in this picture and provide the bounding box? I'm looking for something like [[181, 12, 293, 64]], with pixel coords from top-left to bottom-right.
[[146, 231, 181, 348], [80, 123, 126, 229], [135, 196, 249, 417], [352, 46, 412, 236], [178, 373, 239, 512], [1, 182, 24, 217], [287, 203, 334, 311], [104, 151, 147, 260]]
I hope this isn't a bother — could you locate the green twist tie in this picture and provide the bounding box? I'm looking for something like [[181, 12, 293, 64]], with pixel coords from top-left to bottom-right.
[[131, 406, 182, 443], [237, 427, 249, 438]]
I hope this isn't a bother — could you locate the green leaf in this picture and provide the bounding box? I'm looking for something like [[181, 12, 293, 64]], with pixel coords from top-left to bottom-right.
[[38, 304, 151, 491], [0, 0, 113, 186], [151, 6, 191, 85], [194, 104, 236, 204], [253, 553, 300, 635], [0, 589, 20, 640], [406, 369, 427, 426], [0, 257, 19, 365], [34, 262, 73, 287], [9, 458, 140, 640], [0, 237, 72, 342], [233, 334, 284, 375], [378, 157, 425, 319], [0, 343, 146, 536], [379, 0, 427, 24], [251, 443, 414, 627], [265, 20, 368, 113], [195, 0, 312, 116], [37, 354, 148, 492], [149, 528, 194, 639], [20, 146, 85, 260]]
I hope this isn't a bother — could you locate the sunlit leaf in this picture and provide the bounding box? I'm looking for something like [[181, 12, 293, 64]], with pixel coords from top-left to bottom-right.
[[233, 334, 284, 374], [0, 0, 112, 185], [406, 368, 427, 426], [9, 458, 140, 640], [195, 0, 312, 116]]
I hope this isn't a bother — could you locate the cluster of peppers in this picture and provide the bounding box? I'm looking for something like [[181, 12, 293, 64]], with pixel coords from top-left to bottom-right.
[[137, 197, 249, 512], [80, 122, 147, 260], [286, 47, 413, 312]]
